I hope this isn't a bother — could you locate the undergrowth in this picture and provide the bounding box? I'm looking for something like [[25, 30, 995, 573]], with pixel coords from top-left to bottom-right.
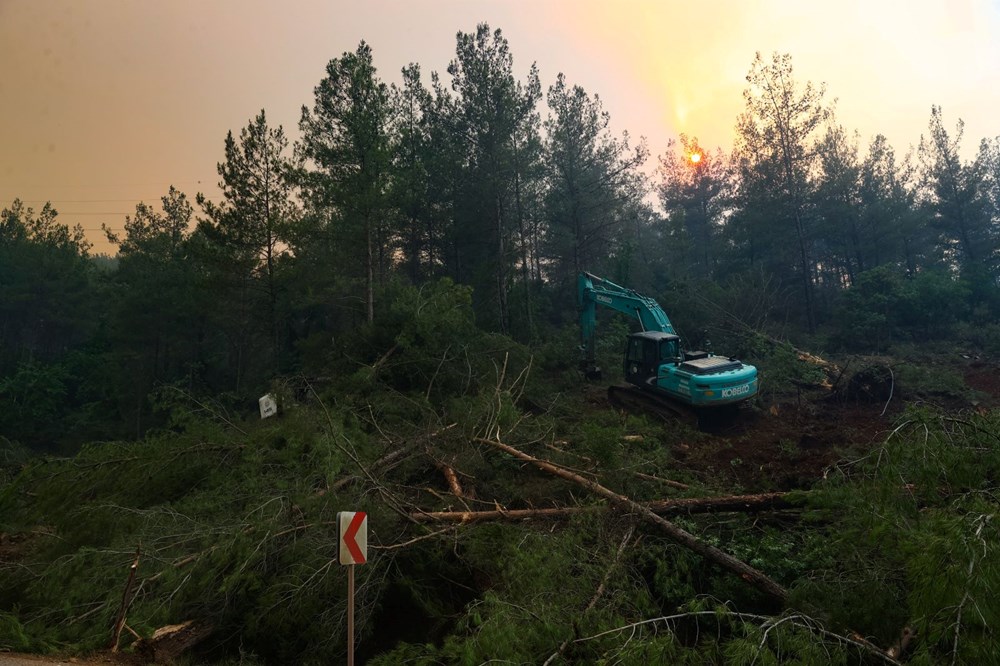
[[1, 280, 998, 662]]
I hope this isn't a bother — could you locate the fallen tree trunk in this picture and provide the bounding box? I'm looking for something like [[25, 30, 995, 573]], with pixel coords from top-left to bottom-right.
[[411, 492, 798, 524], [474, 437, 789, 604], [135, 620, 213, 663]]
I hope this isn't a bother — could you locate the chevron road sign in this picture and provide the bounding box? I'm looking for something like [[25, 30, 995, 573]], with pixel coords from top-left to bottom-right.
[[338, 511, 368, 666], [338, 511, 368, 565]]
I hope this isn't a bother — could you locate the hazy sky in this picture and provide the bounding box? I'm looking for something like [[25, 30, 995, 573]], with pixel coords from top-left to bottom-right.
[[2, 0, 998, 255]]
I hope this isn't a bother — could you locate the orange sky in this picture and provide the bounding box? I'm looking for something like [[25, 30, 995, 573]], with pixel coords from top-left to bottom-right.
[[2, 0, 998, 256]]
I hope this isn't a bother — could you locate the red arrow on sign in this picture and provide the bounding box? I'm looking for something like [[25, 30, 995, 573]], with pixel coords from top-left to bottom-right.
[[343, 511, 367, 564]]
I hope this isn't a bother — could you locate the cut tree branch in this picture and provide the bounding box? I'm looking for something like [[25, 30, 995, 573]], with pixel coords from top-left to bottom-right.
[[410, 492, 798, 524], [634, 471, 690, 490], [474, 437, 789, 603]]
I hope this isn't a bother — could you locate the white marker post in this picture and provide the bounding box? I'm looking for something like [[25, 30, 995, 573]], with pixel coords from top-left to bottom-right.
[[258, 394, 278, 419], [338, 511, 367, 666]]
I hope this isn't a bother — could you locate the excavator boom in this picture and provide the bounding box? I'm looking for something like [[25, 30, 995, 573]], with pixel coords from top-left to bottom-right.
[[578, 272, 674, 377]]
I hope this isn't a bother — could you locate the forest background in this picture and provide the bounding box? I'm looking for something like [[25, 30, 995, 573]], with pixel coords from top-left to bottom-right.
[[2, 22, 1000, 665]]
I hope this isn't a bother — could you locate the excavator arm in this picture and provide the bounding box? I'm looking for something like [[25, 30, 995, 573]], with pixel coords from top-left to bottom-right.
[[578, 272, 675, 377]]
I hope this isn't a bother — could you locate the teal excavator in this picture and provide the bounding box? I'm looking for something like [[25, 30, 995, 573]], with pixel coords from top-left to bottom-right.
[[578, 272, 758, 413]]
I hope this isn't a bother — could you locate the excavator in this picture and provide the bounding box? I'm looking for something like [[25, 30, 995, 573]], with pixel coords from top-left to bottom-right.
[[578, 272, 758, 421]]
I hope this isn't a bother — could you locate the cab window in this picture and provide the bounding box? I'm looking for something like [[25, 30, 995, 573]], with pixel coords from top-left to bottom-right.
[[659, 339, 677, 362], [626, 337, 643, 363]]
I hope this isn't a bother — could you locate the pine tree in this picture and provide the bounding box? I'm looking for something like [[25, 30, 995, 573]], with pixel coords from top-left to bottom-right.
[[442, 23, 541, 334], [734, 52, 830, 332], [197, 110, 293, 388], [299, 41, 392, 325]]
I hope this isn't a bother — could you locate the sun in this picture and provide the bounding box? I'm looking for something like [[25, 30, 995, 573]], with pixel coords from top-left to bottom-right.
[[689, 152, 702, 164]]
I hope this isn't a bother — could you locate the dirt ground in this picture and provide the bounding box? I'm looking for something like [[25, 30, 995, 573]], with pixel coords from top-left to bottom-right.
[[667, 356, 1000, 493], [674, 400, 890, 491], [962, 359, 1000, 403], [0, 655, 128, 666]]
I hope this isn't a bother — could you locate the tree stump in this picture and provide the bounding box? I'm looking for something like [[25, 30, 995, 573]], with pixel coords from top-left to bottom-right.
[[135, 620, 213, 663]]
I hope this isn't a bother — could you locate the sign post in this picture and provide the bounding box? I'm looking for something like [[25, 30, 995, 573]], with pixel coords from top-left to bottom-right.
[[338, 511, 367, 666]]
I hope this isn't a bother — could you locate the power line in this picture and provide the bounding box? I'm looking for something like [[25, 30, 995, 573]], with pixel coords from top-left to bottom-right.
[[1, 199, 155, 204], [0, 180, 207, 189]]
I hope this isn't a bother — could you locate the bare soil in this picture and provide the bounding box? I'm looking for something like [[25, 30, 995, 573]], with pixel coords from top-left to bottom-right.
[[667, 356, 1000, 493], [0, 654, 133, 666], [963, 359, 1000, 406], [674, 400, 890, 491]]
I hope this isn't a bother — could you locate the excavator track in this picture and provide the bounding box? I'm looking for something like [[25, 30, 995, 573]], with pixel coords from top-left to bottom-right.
[[607, 384, 742, 431], [607, 384, 700, 428]]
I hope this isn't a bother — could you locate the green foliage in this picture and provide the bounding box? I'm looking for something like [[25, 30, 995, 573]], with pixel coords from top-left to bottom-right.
[[894, 361, 973, 401], [834, 266, 974, 352], [956, 321, 1000, 356], [366, 278, 480, 400], [0, 612, 35, 652], [834, 265, 901, 352], [896, 270, 971, 335], [0, 394, 394, 661], [0, 200, 96, 378], [740, 333, 826, 403], [438, 23, 542, 333], [0, 361, 68, 445], [543, 72, 647, 288], [0, 437, 30, 489], [800, 408, 1000, 662], [298, 41, 393, 326], [371, 519, 649, 665], [576, 421, 622, 468], [919, 106, 995, 271]]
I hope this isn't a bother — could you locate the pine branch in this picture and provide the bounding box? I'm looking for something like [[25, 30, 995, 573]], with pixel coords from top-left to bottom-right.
[[576, 610, 901, 665], [542, 525, 635, 666]]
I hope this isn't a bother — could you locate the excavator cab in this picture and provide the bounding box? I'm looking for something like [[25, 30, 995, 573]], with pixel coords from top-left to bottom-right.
[[624, 332, 680, 388]]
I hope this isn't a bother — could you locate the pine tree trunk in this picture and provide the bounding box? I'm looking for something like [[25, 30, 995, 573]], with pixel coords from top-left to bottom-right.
[[366, 215, 374, 324], [411, 492, 798, 523], [496, 193, 509, 334], [513, 139, 533, 339]]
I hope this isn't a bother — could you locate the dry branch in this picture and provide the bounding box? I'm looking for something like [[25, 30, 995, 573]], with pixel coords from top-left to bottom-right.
[[109, 544, 141, 652], [369, 342, 400, 377], [634, 471, 690, 490], [410, 492, 797, 524], [474, 437, 789, 603], [329, 446, 411, 493], [576, 610, 901, 664]]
